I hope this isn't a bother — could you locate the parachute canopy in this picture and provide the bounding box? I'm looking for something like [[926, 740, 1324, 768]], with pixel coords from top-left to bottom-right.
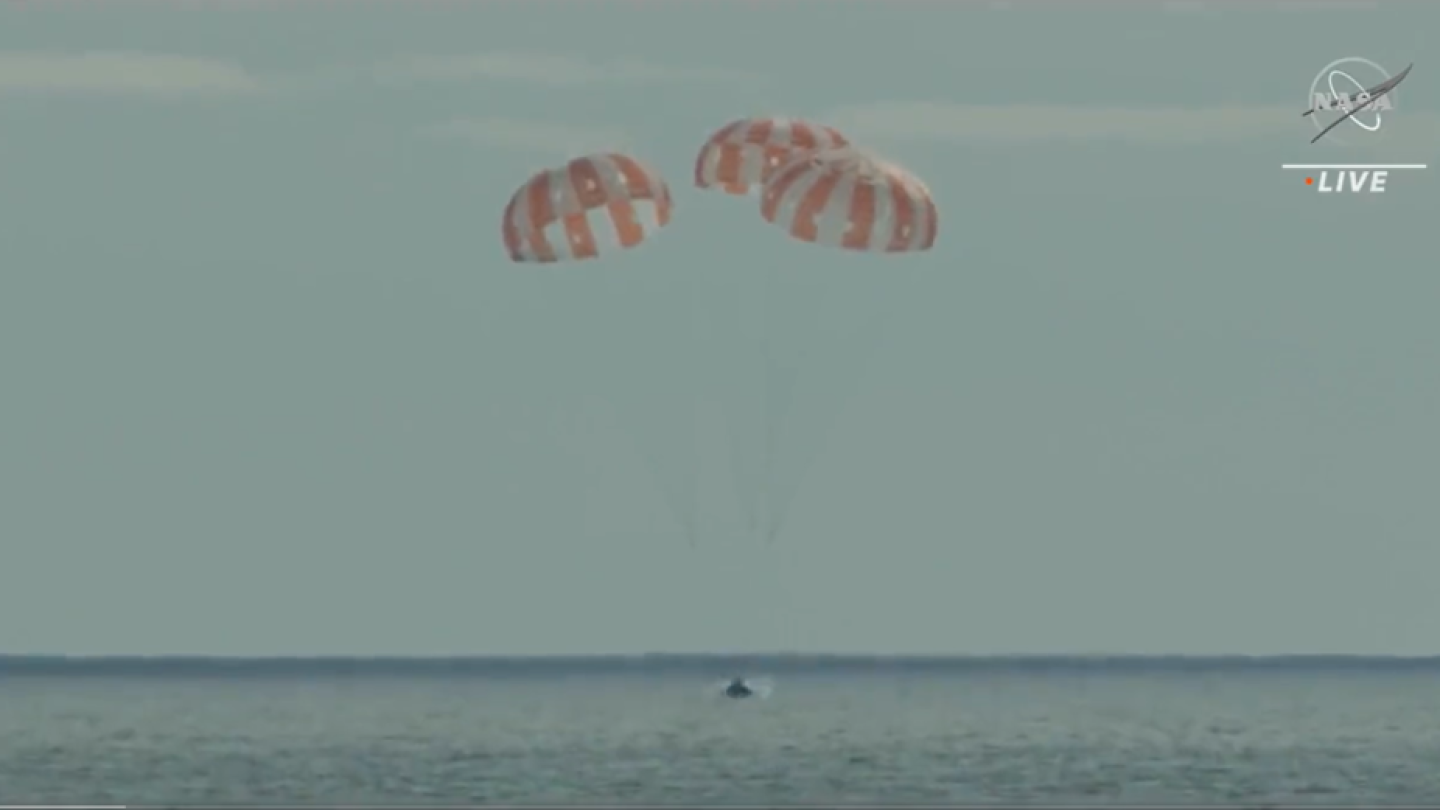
[[502, 152, 673, 263], [694, 117, 849, 197], [760, 147, 938, 253]]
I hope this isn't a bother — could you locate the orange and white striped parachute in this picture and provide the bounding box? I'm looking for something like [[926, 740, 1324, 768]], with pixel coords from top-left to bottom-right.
[[759, 147, 937, 253], [694, 117, 848, 196], [502, 152, 673, 263]]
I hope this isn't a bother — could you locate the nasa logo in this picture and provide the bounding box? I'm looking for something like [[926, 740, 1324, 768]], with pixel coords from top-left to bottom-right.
[[1306, 57, 1400, 145]]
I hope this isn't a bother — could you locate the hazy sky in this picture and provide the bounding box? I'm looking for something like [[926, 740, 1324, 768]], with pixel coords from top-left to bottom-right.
[[2, 2, 1437, 656]]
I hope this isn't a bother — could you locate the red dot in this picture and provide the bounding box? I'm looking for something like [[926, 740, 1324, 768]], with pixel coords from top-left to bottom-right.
[[1305, 177, 1314, 185]]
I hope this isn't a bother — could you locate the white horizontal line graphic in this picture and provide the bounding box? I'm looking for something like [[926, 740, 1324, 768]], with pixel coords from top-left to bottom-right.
[[1282, 164, 1427, 170]]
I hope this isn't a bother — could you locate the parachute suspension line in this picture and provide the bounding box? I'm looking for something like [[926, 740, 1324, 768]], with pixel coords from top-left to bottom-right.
[[580, 270, 696, 549], [721, 354, 757, 542], [733, 260, 769, 544], [682, 264, 700, 548], [761, 336, 777, 545], [762, 267, 913, 547], [762, 362, 800, 545], [717, 278, 757, 544], [501, 153, 690, 546], [756, 261, 777, 544], [764, 282, 894, 546], [759, 261, 804, 546], [662, 265, 701, 548], [761, 264, 783, 545], [534, 270, 587, 522]]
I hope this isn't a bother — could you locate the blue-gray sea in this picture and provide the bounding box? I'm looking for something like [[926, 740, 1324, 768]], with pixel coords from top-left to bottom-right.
[[3, 655, 1439, 805]]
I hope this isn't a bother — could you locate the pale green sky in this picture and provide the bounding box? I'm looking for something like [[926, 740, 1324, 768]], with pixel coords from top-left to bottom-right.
[[1, 2, 1437, 656]]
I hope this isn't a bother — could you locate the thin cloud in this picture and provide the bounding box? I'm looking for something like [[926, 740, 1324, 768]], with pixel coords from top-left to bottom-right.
[[822, 100, 1440, 154], [1275, 1, 1379, 8], [419, 117, 632, 157], [1159, 0, 1378, 9], [1162, 1, 1211, 12], [0, 51, 261, 95], [376, 51, 755, 88]]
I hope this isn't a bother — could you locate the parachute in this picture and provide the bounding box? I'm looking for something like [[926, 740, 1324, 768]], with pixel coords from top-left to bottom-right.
[[743, 146, 938, 542], [502, 153, 699, 543], [694, 116, 849, 196], [691, 121, 940, 544], [496, 138, 938, 548], [760, 146, 939, 253], [692, 118, 855, 542], [502, 152, 673, 263]]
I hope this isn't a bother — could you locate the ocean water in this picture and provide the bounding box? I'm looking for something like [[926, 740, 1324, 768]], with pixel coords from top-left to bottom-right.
[[3, 656, 1440, 805]]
